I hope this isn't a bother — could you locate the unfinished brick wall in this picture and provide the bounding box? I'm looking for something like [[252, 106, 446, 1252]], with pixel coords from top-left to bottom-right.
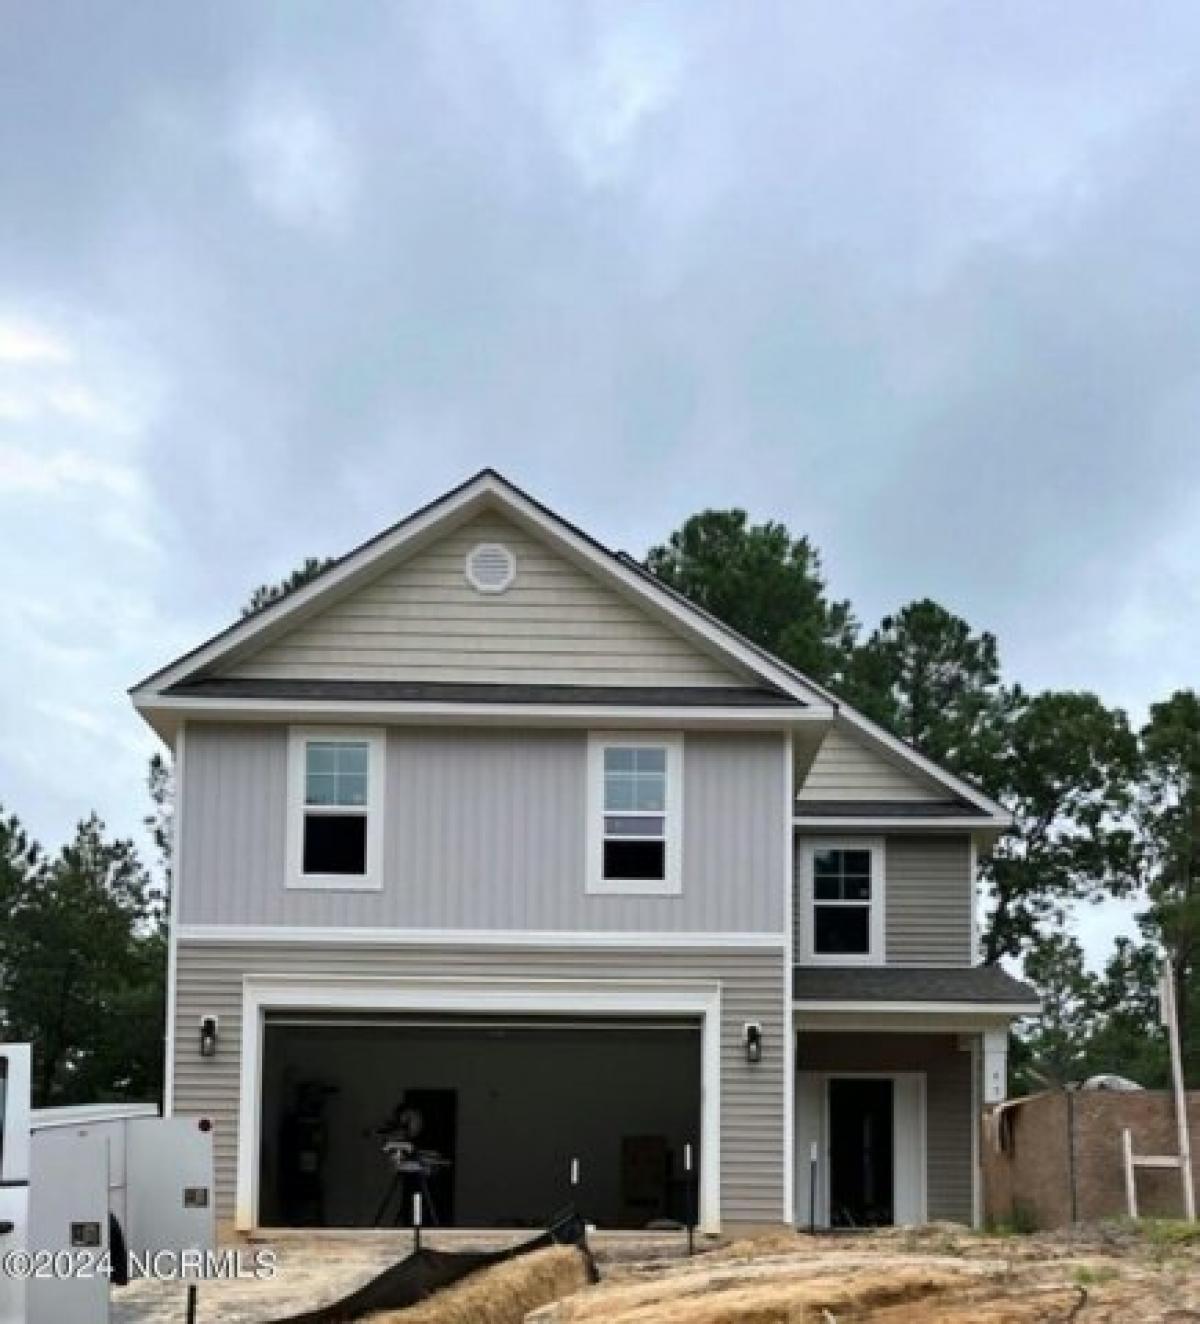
[[983, 1090, 1200, 1228]]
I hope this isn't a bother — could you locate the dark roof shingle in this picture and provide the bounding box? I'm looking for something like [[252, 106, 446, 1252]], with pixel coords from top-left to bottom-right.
[[167, 677, 801, 707], [792, 965, 1039, 1007], [793, 799, 980, 819]]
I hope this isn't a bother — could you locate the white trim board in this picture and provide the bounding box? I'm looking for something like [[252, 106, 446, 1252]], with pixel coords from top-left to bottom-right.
[[163, 722, 185, 1118], [794, 815, 1002, 831], [781, 733, 796, 1225], [177, 924, 785, 950], [134, 695, 822, 738], [235, 974, 723, 1234], [793, 1000, 1039, 1017], [970, 1034, 982, 1229]]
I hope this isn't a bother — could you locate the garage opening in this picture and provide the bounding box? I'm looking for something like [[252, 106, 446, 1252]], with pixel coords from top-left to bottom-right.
[[258, 1013, 701, 1230]]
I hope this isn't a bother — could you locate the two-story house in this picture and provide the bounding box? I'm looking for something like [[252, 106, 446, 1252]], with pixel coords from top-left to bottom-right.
[[130, 471, 1036, 1234]]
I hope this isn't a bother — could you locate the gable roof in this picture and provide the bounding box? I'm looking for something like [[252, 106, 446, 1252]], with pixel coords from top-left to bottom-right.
[[130, 468, 1009, 823], [131, 469, 831, 708]]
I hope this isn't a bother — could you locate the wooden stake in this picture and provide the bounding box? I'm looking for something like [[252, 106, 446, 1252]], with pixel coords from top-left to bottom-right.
[[1122, 1127, 1138, 1220]]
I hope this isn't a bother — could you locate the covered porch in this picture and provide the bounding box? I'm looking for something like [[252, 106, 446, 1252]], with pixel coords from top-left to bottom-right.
[[792, 965, 1039, 1229]]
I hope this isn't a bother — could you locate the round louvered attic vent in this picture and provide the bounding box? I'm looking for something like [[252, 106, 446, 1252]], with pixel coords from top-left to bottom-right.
[[465, 542, 516, 594]]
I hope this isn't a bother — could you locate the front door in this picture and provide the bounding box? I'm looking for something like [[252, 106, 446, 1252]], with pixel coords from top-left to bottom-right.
[[828, 1078, 893, 1226], [794, 1071, 926, 1227]]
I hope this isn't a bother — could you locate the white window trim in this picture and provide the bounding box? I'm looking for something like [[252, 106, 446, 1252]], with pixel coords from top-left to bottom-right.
[[586, 732, 683, 897], [797, 837, 885, 966], [286, 726, 386, 891]]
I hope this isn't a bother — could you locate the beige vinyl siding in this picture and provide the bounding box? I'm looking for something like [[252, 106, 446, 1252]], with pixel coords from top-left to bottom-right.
[[796, 724, 944, 801], [886, 836, 974, 966], [224, 512, 741, 686], [792, 833, 973, 965], [179, 724, 786, 933], [173, 941, 787, 1226], [795, 1032, 975, 1223]]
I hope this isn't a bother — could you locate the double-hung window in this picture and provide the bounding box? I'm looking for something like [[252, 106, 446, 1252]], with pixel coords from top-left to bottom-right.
[[287, 727, 385, 890], [587, 734, 683, 895], [800, 839, 884, 964]]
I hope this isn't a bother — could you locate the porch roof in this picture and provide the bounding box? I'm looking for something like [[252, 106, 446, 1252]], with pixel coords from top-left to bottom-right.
[[792, 964, 1038, 1010]]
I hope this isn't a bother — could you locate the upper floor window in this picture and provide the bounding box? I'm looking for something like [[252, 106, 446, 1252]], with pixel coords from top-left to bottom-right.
[[587, 734, 683, 896], [799, 839, 884, 964], [287, 727, 385, 890]]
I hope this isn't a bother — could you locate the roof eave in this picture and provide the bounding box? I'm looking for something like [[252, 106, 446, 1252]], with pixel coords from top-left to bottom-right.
[[793, 999, 1041, 1018], [793, 814, 1010, 831], [133, 692, 827, 734]]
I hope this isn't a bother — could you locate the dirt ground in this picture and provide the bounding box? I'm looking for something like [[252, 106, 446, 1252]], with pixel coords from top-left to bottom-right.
[[111, 1223, 1200, 1324]]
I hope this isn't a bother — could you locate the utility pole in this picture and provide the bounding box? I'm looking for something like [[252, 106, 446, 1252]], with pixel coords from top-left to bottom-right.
[[1160, 957, 1196, 1221]]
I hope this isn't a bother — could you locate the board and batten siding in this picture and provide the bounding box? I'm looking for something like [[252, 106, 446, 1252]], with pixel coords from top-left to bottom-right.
[[792, 834, 973, 966], [795, 1032, 975, 1223], [173, 942, 787, 1226], [796, 724, 944, 801], [179, 723, 786, 933], [223, 512, 741, 687]]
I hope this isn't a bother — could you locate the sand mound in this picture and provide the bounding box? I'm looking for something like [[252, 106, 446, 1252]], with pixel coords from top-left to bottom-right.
[[528, 1264, 974, 1323]]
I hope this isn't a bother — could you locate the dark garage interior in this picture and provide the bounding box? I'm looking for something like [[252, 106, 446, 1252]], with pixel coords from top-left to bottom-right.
[[258, 1014, 702, 1229]]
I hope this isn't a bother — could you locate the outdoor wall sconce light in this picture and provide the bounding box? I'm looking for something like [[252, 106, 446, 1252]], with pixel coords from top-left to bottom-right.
[[199, 1015, 219, 1058], [743, 1021, 763, 1064]]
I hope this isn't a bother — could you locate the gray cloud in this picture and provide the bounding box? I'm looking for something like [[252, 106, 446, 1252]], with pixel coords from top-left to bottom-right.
[[2, 3, 1198, 963]]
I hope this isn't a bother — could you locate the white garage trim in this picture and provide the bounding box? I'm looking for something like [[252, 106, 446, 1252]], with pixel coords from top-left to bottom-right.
[[236, 975, 723, 1233]]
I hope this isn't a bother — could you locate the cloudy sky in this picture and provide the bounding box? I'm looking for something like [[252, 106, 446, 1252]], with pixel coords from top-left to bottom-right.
[[2, 3, 1197, 956]]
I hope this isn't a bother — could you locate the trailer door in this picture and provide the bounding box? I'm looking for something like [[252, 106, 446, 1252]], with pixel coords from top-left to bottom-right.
[[0, 1045, 31, 1324], [126, 1117, 216, 1268], [28, 1127, 110, 1324]]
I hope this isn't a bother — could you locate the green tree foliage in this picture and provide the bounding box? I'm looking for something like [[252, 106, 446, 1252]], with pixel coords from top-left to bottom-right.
[[1084, 938, 1172, 1087], [1012, 933, 1097, 1090], [834, 601, 1140, 967], [0, 809, 41, 1006], [0, 815, 165, 1106], [983, 691, 1140, 965], [242, 555, 336, 618], [1016, 935, 1172, 1090], [1136, 689, 1200, 1080], [643, 513, 1145, 976], [644, 511, 857, 685], [841, 598, 1011, 781], [145, 751, 173, 898], [0, 807, 39, 926]]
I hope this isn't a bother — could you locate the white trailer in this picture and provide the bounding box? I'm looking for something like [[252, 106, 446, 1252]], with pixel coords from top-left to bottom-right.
[[1, 1044, 217, 1324], [0, 1047, 32, 1324]]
